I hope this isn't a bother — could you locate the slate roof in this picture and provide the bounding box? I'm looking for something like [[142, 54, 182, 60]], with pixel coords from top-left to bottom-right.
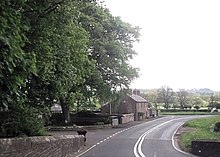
[[129, 94, 147, 103]]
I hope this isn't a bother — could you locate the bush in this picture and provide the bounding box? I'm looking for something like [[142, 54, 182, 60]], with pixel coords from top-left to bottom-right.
[[49, 111, 110, 126], [160, 109, 211, 112], [214, 122, 220, 132], [0, 108, 45, 138], [194, 105, 200, 110]]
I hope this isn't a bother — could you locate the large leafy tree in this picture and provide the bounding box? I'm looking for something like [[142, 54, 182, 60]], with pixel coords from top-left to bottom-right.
[[1, 0, 140, 135], [142, 89, 158, 108], [0, 0, 47, 137], [22, 0, 94, 123], [157, 86, 174, 109], [176, 89, 190, 109], [0, 0, 32, 110], [77, 1, 140, 104]]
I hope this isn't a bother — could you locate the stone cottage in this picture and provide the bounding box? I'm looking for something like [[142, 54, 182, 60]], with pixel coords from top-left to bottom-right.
[[101, 90, 148, 121]]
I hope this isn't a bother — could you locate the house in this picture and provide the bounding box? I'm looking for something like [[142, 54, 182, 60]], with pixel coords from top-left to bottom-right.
[[119, 94, 148, 121], [101, 90, 149, 121]]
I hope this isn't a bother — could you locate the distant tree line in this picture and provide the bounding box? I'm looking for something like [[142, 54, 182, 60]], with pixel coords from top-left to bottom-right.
[[0, 0, 139, 137], [142, 86, 220, 110]]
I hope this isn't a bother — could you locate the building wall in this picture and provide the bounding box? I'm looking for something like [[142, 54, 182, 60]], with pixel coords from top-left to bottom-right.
[[100, 95, 148, 121], [135, 102, 148, 120], [100, 103, 111, 113], [121, 113, 134, 124], [118, 96, 135, 115]]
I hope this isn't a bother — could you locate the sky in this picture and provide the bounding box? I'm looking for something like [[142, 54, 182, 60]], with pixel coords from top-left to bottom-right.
[[104, 0, 220, 91]]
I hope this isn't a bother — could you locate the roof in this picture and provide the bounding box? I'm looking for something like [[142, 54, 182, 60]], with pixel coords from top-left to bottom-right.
[[129, 94, 147, 103]]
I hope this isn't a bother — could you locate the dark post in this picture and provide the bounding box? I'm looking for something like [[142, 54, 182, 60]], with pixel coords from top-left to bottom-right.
[[77, 129, 87, 142]]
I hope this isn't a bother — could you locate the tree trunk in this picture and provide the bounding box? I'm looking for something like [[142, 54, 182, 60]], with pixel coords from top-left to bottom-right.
[[60, 98, 70, 124], [165, 102, 169, 109]]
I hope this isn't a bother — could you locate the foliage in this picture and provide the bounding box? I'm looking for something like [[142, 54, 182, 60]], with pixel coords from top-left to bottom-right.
[[176, 89, 190, 109], [159, 109, 212, 115], [190, 95, 205, 108], [157, 86, 174, 109], [21, 0, 95, 123], [194, 105, 200, 110], [0, 108, 45, 137], [0, 0, 140, 136], [142, 89, 158, 108], [214, 122, 220, 132], [180, 116, 220, 151], [77, 1, 140, 103], [0, 0, 33, 110], [0, 0, 46, 137]]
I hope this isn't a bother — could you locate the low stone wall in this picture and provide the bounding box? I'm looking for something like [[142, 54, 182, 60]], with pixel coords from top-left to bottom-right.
[[191, 140, 220, 157], [0, 135, 85, 157], [121, 113, 134, 124]]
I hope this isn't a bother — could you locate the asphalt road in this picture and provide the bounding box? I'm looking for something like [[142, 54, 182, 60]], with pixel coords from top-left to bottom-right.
[[75, 115, 206, 157]]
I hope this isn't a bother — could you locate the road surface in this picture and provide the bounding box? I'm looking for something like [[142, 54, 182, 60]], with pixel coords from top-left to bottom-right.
[[76, 115, 205, 157]]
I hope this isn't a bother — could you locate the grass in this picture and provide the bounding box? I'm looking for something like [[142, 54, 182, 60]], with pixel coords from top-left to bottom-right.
[[179, 116, 220, 151]]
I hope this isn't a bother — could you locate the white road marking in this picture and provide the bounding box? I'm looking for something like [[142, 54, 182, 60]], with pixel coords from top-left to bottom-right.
[[134, 120, 173, 157], [153, 152, 157, 157], [76, 145, 96, 157], [78, 116, 198, 157], [171, 122, 197, 157], [76, 124, 135, 157], [134, 116, 205, 157]]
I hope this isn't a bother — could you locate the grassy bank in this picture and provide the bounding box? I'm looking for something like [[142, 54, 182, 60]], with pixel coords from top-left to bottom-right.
[[179, 116, 220, 151]]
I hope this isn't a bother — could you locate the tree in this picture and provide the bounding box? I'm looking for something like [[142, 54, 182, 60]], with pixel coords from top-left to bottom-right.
[[176, 89, 189, 109], [0, 0, 32, 110], [194, 105, 200, 110], [157, 86, 174, 109], [22, 0, 94, 123], [143, 89, 158, 108], [77, 1, 140, 104], [0, 0, 140, 136], [190, 95, 204, 108], [0, 0, 46, 137]]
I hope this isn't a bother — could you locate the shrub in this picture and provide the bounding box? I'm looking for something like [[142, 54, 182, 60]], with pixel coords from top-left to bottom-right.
[[0, 108, 45, 138], [214, 122, 220, 132], [194, 105, 200, 110], [160, 109, 211, 112]]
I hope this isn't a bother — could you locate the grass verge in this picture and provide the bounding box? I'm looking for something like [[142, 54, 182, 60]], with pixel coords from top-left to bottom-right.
[[179, 116, 220, 152]]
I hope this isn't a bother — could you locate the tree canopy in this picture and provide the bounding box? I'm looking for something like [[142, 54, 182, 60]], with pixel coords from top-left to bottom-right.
[[0, 0, 140, 137]]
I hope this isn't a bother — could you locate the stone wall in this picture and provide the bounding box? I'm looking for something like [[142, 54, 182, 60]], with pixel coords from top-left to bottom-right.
[[0, 135, 85, 157], [191, 140, 220, 157], [121, 113, 134, 124]]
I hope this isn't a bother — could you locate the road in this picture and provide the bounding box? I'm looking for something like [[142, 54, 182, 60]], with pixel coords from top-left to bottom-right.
[[76, 115, 205, 157]]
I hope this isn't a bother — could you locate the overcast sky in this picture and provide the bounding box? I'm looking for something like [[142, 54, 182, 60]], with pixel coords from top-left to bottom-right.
[[105, 0, 220, 91]]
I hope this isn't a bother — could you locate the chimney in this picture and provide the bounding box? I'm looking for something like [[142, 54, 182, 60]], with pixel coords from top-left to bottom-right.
[[133, 89, 141, 96], [136, 90, 140, 96]]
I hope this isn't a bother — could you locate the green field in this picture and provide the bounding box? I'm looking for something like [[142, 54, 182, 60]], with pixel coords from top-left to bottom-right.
[[179, 116, 220, 151]]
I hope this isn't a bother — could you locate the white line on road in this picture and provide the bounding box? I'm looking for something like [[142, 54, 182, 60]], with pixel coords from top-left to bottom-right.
[[171, 122, 197, 157], [134, 120, 173, 157], [76, 125, 134, 157], [134, 116, 204, 157]]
